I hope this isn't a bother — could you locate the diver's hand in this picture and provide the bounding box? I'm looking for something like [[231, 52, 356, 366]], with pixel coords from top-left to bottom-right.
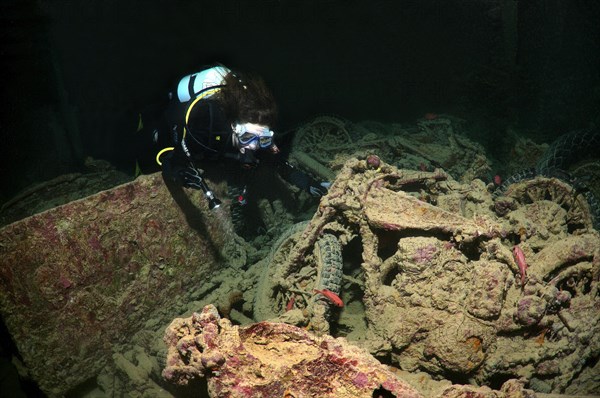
[[308, 181, 330, 197], [178, 166, 204, 190]]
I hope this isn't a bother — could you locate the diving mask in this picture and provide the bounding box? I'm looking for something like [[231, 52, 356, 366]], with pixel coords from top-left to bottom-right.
[[233, 122, 274, 150]]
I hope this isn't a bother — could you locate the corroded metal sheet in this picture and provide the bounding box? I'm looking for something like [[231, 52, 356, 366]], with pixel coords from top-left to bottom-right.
[[0, 173, 232, 397]]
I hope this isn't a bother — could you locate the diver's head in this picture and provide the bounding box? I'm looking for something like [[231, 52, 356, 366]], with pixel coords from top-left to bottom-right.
[[218, 70, 279, 156]]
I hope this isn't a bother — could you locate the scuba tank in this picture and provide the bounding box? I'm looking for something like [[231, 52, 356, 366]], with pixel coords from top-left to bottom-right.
[[176, 65, 231, 103]]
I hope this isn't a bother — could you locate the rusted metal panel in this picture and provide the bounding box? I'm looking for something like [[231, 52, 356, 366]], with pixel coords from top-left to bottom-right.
[[0, 173, 231, 397]]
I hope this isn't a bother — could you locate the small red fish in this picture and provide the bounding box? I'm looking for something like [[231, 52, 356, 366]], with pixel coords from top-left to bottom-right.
[[313, 289, 344, 307], [424, 112, 438, 120], [285, 295, 296, 312], [493, 175, 502, 185], [512, 245, 527, 286]]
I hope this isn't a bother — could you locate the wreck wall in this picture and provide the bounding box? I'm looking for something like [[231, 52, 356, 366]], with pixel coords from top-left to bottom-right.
[[0, 173, 231, 397]]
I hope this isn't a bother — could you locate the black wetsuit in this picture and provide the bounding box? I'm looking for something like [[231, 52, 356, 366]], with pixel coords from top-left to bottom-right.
[[136, 88, 265, 185], [136, 87, 325, 198]]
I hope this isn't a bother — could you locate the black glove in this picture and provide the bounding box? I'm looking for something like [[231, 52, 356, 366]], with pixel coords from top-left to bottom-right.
[[177, 166, 205, 190], [308, 181, 330, 197], [278, 161, 330, 197]]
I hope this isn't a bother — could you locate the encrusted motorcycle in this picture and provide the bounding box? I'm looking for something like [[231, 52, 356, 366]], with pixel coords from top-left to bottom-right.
[[253, 153, 600, 394]]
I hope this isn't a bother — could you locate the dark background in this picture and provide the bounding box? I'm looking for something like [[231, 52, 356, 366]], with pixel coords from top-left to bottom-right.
[[2, 0, 599, 204]]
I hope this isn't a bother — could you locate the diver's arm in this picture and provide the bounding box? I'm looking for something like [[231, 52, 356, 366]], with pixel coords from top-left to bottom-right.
[[277, 160, 329, 197]]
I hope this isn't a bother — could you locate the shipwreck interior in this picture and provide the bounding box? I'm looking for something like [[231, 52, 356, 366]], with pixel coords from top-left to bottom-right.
[[1, 1, 600, 397]]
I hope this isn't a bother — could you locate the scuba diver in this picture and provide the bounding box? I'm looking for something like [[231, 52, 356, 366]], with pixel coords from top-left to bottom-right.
[[135, 64, 328, 234]]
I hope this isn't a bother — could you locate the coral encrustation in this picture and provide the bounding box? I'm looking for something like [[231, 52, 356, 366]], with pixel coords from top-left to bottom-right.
[[162, 305, 423, 398]]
